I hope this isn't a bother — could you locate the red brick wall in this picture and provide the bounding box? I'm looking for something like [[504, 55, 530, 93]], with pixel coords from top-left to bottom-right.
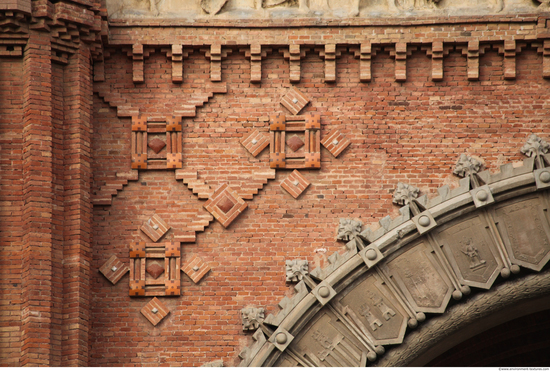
[[90, 43, 549, 366], [0, 58, 24, 367]]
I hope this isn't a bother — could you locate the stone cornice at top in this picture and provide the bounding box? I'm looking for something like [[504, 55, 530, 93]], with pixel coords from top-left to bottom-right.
[[107, 13, 547, 28]]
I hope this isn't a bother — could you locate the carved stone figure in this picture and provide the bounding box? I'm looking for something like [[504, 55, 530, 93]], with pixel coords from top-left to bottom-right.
[[201, 0, 230, 14], [369, 291, 396, 321], [394, 0, 440, 11], [285, 260, 309, 282], [453, 154, 483, 178], [536, 0, 550, 7], [461, 238, 486, 270], [336, 218, 363, 242], [241, 307, 265, 330], [392, 182, 420, 206]]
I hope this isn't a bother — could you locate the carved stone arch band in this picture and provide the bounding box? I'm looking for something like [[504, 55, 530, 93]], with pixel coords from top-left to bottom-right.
[[239, 153, 550, 367]]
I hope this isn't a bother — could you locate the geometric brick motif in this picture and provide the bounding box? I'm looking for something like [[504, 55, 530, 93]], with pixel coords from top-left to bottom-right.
[[132, 115, 147, 131], [148, 137, 166, 154], [270, 152, 286, 169], [304, 152, 321, 168], [99, 255, 129, 285], [166, 153, 183, 169], [321, 129, 351, 157], [281, 87, 309, 115], [240, 129, 270, 157], [140, 214, 171, 242], [140, 297, 170, 326], [204, 183, 248, 228], [280, 170, 310, 199], [131, 153, 148, 170], [217, 197, 235, 213], [146, 262, 165, 279], [287, 135, 304, 152], [182, 255, 211, 283]]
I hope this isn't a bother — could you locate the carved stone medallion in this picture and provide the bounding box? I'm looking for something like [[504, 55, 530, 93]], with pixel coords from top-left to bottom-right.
[[290, 308, 368, 367], [493, 194, 550, 271], [432, 213, 502, 289], [335, 272, 407, 346], [383, 240, 453, 313]]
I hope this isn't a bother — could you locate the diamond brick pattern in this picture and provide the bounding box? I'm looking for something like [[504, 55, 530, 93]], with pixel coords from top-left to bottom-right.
[[204, 183, 248, 228], [240, 129, 269, 157], [140, 214, 171, 242], [146, 262, 165, 279], [140, 297, 170, 326], [280, 170, 310, 199], [321, 129, 351, 157], [217, 197, 235, 213], [148, 137, 166, 154], [182, 255, 211, 283], [287, 135, 304, 152], [281, 87, 309, 115], [99, 255, 129, 285]]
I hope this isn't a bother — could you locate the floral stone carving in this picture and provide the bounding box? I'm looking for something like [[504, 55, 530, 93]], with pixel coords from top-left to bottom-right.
[[336, 218, 363, 242], [285, 260, 309, 283], [241, 307, 265, 331], [392, 182, 420, 206], [453, 154, 483, 178]]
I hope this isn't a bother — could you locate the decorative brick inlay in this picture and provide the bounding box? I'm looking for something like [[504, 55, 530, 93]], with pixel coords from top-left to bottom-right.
[[140, 214, 171, 242], [129, 241, 181, 297], [321, 129, 351, 157], [131, 153, 147, 170], [132, 115, 147, 131], [270, 114, 321, 169], [148, 137, 166, 154], [204, 183, 248, 228], [146, 262, 165, 279], [99, 255, 129, 285], [240, 129, 269, 157], [280, 170, 310, 199], [140, 297, 170, 326], [217, 197, 235, 213], [281, 87, 309, 115], [287, 135, 304, 152], [182, 255, 211, 283]]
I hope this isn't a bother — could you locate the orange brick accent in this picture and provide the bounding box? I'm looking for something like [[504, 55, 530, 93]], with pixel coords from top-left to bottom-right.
[[140, 297, 170, 326], [321, 129, 351, 158], [203, 184, 248, 228], [140, 214, 171, 242], [241, 129, 270, 157], [182, 255, 211, 283], [280, 170, 311, 199], [280, 87, 309, 115], [99, 256, 129, 285]]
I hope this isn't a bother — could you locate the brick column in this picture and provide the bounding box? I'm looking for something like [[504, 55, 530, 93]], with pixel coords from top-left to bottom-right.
[[62, 45, 93, 366], [20, 30, 54, 367]]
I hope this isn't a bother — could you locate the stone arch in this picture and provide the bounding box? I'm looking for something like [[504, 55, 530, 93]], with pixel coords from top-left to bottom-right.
[[238, 139, 550, 367]]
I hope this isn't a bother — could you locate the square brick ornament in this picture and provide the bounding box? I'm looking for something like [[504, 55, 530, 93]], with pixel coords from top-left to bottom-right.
[[281, 170, 310, 198], [281, 87, 309, 115], [140, 214, 170, 242], [204, 184, 248, 228], [241, 129, 269, 157], [182, 255, 211, 283], [141, 297, 169, 326], [99, 255, 129, 285], [321, 129, 351, 157]]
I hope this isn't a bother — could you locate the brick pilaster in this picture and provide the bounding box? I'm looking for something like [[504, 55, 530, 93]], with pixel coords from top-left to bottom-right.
[[61, 45, 93, 366], [20, 30, 54, 367]]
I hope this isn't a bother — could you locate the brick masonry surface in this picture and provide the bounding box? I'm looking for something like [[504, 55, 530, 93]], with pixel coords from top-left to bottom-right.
[[2, 4, 550, 367]]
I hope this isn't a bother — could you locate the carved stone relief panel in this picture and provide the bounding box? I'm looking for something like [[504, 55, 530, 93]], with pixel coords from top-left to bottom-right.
[[432, 213, 503, 289], [492, 194, 550, 271], [290, 307, 368, 367], [335, 272, 408, 346], [382, 240, 453, 313]]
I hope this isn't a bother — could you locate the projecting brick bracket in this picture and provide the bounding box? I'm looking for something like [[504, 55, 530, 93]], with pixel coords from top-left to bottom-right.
[[203, 44, 233, 82], [351, 43, 381, 82], [315, 44, 344, 83], [161, 45, 193, 83], [280, 45, 311, 83], [386, 43, 416, 82], [497, 40, 527, 80], [421, 42, 453, 81], [243, 44, 272, 83], [459, 41, 491, 81]]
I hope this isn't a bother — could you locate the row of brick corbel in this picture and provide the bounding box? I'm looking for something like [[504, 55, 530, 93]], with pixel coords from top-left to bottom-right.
[[119, 40, 550, 85]]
